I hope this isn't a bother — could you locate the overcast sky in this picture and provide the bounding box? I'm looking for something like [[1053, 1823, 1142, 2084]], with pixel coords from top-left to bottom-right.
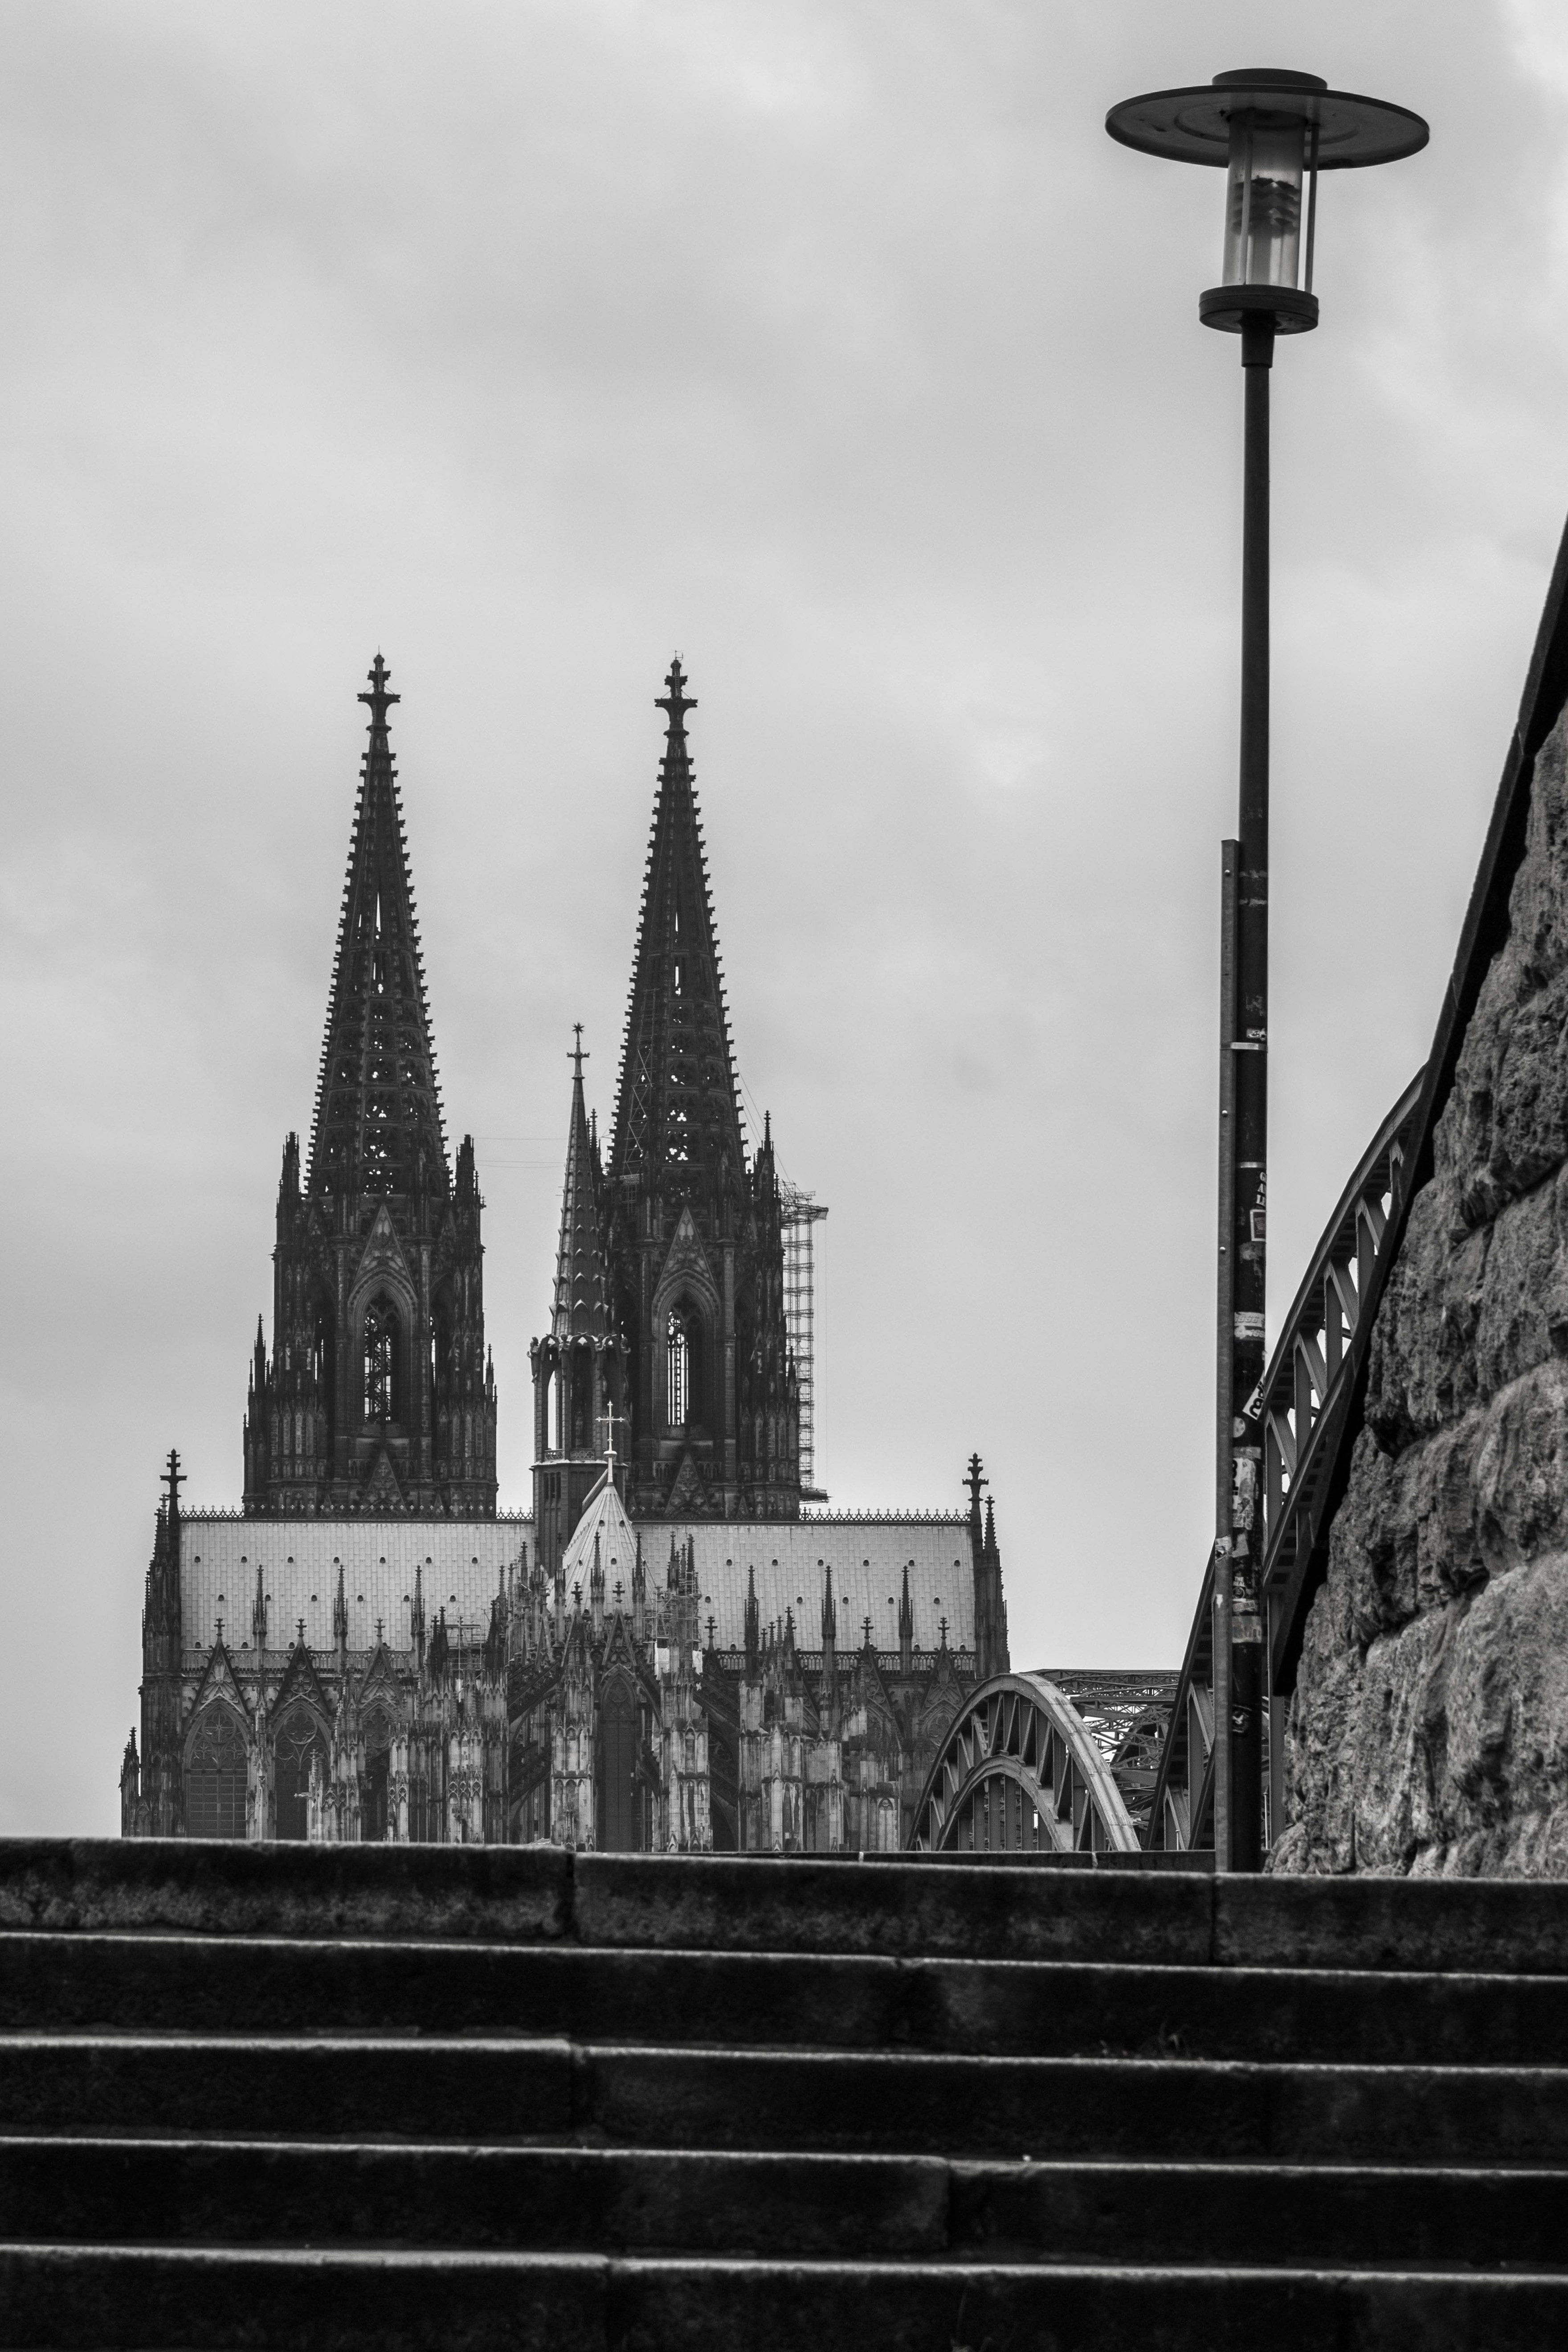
[[3, 2, 1565, 1833]]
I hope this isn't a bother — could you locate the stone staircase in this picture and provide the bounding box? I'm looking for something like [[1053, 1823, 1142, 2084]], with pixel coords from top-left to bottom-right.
[[1, 1841, 1567, 2348]]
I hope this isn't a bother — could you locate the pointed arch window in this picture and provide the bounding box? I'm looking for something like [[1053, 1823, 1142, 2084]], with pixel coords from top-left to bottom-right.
[[313, 1299, 336, 1442], [364, 1297, 401, 1422], [274, 1707, 327, 1843], [666, 1308, 694, 1430], [363, 1712, 392, 1842], [184, 1707, 247, 1840]]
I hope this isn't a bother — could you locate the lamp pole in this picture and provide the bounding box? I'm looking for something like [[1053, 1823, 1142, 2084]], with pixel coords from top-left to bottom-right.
[[1106, 68, 1428, 1869], [1225, 303, 1274, 1869]]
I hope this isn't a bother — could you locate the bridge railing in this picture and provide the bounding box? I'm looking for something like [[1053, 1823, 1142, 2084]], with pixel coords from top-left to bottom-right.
[[1145, 1072, 1422, 1855]]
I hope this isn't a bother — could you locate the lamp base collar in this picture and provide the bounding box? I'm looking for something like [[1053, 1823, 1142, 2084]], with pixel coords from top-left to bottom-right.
[[1200, 284, 1319, 334]]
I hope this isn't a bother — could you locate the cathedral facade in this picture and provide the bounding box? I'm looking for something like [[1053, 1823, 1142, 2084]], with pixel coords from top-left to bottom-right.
[[121, 658, 1010, 1852]]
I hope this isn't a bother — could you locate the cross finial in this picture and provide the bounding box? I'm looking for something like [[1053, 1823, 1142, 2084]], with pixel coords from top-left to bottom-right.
[[376, 1617, 384, 1645], [964, 1454, 988, 1515], [656, 656, 697, 732], [358, 653, 400, 732], [297, 1618, 306, 1648], [165, 1450, 184, 1512], [214, 1616, 224, 1647], [602, 1399, 625, 1481], [569, 1023, 588, 1083]]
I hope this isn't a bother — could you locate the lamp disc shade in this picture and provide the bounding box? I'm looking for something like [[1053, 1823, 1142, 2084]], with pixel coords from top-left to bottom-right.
[[1106, 71, 1429, 170]]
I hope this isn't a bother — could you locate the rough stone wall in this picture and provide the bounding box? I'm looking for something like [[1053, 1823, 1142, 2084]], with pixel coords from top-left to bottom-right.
[[1276, 707, 1568, 1875]]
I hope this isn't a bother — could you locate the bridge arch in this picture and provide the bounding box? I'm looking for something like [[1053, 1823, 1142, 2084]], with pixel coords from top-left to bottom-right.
[[909, 1672, 1140, 1855]]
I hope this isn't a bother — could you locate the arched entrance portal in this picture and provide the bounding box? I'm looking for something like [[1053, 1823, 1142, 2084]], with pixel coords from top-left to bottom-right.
[[597, 1679, 641, 1852]]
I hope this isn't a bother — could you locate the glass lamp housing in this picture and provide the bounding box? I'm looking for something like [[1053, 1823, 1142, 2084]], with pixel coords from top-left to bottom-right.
[[1221, 110, 1307, 290]]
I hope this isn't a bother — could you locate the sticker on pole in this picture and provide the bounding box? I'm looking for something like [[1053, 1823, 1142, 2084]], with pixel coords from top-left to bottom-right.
[[1234, 1311, 1266, 1341]]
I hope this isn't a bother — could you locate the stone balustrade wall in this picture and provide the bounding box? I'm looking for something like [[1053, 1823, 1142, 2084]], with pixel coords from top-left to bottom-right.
[[1278, 706, 1568, 1874]]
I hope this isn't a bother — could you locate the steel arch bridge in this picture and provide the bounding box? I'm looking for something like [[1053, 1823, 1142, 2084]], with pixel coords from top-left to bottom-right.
[[1146, 1069, 1423, 1854], [910, 1672, 1142, 1856]]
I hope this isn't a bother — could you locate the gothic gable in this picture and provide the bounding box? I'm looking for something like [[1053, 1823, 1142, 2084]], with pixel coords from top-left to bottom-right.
[[359, 1638, 399, 1700], [600, 1609, 654, 1696], [271, 1642, 335, 1724], [187, 1643, 250, 1729], [666, 1451, 703, 1515], [363, 1446, 408, 1515], [356, 1204, 413, 1298], [654, 1207, 719, 1312]]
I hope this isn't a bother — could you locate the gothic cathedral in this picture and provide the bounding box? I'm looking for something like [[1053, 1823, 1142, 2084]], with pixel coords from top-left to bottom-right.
[[122, 658, 1010, 1852]]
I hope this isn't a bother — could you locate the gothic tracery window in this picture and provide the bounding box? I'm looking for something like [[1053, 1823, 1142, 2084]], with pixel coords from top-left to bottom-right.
[[274, 1707, 327, 1843], [363, 1297, 400, 1422], [666, 1308, 693, 1430], [363, 1713, 392, 1842], [184, 1708, 247, 1840]]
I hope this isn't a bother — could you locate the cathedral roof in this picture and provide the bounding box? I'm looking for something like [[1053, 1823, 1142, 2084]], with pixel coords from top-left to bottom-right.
[[559, 1469, 638, 1600], [180, 1517, 525, 1660], [307, 657, 448, 1198], [656, 1520, 975, 1657], [551, 1033, 610, 1344], [178, 1509, 975, 1662], [610, 658, 746, 1196]]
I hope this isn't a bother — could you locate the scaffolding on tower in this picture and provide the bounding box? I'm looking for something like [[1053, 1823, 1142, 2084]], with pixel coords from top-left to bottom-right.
[[778, 1184, 828, 1500]]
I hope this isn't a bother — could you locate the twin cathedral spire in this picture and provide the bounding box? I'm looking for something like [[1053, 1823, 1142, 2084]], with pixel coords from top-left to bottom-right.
[[243, 653, 800, 1530], [532, 658, 800, 1564], [308, 655, 448, 1201], [243, 655, 495, 1518]]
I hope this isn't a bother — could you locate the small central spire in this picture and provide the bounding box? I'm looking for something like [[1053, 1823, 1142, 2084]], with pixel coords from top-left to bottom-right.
[[551, 1029, 611, 1345], [656, 656, 697, 734], [358, 653, 400, 732]]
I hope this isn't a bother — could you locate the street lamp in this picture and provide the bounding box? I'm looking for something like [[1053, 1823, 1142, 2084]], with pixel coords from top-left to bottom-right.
[[1105, 71, 1428, 1871]]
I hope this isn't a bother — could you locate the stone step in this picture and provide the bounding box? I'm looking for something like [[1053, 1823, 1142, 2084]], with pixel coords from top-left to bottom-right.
[[10, 1840, 1568, 1972], [8, 1931, 1568, 2063], [579, 2044, 1568, 2164], [1, 2245, 1566, 2352], [4, 2036, 1568, 2163], [2, 2138, 1566, 2270]]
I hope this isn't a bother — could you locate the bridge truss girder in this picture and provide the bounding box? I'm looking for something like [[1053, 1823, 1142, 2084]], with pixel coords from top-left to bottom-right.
[[910, 1673, 1141, 1857]]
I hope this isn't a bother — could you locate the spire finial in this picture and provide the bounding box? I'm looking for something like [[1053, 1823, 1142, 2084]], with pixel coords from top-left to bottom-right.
[[656, 656, 697, 733], [358, 653, 400, 732], [570, 1023, 588, 1084]]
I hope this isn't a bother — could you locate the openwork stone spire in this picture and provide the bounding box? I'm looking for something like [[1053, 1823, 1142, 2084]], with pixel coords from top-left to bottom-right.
[[308, 657, 447, 1197], [611, 659, 745, 1193]]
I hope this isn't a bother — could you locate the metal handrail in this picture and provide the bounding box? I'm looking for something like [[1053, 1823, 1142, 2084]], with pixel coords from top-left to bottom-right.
[[1145, 1072, 1422, 1853]]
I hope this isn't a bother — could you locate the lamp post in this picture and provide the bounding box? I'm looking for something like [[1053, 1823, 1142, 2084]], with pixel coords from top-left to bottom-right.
[[1105, 71, 1427, 1870]]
